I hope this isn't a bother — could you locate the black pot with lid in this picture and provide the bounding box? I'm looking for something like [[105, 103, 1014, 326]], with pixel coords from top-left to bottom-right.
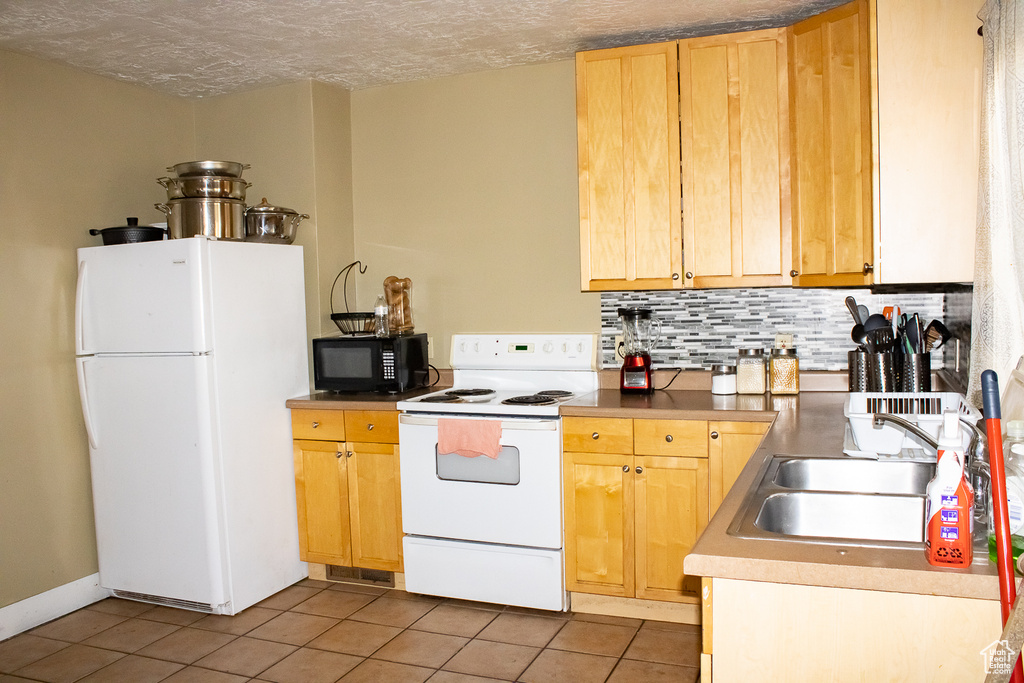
[[89, 217, 167, 245]]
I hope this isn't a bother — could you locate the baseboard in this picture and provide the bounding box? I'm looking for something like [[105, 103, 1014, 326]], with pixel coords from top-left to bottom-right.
[[569, 592, 701, 625], [0, 574, 110, 641]]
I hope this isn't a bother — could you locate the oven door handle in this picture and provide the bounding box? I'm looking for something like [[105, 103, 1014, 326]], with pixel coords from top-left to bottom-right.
[[399, 413, 559, 431]]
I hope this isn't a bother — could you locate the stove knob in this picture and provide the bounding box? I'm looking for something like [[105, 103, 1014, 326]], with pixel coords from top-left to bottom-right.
[[543, 342, 554, 353]]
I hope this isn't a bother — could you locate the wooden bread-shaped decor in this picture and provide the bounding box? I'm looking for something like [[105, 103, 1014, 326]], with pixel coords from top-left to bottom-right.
[[383, 276, 413, 334]]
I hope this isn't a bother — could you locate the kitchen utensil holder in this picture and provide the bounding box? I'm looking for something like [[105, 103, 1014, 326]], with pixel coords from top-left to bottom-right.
[[898, 352, 931, 392], [866, 352, 895, 392], [848, 350, 869, 392]]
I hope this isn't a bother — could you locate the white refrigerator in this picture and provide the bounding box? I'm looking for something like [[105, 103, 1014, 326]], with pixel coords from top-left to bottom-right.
[[75, 238, 309, 614]]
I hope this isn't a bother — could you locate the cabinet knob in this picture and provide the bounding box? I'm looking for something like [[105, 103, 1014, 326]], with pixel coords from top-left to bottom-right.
[[863, 262, 874, 275], [335, 451, 343, 459], [790, 270, 799, 278], [711, 431, 719, 439], [346, 451, 354, 458], [311, 421, 320, 428], [665, 434, 673, 443], [622, 465, 630, 472], [635, 466, 644, 474], [672, 272, 680, 280], [685, 272, 693, 279], [367, 424, 374, 431], [592, 432, 600, 440]]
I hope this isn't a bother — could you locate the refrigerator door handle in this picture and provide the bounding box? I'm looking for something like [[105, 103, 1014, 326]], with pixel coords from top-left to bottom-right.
[[75, 260, 87, 355], [76, 357, 98, 449]]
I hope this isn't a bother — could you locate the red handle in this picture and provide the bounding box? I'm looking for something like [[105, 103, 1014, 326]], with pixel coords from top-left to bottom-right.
[[987, 413, 1023, 683]]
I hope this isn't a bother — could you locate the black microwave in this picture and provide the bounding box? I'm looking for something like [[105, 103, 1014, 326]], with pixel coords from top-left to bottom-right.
[[312, 333, 429, 393]]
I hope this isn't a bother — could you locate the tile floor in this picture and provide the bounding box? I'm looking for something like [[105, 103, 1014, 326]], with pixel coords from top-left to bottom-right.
[[0, 579, 701, 682]]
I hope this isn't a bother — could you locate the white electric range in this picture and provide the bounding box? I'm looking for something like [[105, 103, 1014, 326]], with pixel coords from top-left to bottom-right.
[[395, 333, 599, 611]]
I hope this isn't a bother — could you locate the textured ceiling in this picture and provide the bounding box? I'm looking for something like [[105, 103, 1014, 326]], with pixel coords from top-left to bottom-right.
[[0, 0, 848, 98]]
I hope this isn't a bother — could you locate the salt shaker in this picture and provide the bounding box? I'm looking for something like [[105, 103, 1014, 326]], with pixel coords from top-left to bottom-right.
[[711, 364, 737, 395]]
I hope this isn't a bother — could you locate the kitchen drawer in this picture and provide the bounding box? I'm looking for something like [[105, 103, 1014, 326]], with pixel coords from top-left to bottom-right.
[[633, 419, 708, 457], [563, 417, 633, 454], [291, 409, 346, 441], [344, 410, 399, 444]]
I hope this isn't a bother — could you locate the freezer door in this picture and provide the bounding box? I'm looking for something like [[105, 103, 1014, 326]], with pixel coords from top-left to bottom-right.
[[77, 354, 227, 607], [76, 240, 211, 355]]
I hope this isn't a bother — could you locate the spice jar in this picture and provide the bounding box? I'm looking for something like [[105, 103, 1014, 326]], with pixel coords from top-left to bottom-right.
[[711, 364, 737, 395], [736, 349, 766, 394], [770, 347, 799, 394]]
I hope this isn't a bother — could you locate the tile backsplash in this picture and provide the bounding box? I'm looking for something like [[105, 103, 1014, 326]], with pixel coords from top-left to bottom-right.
[[601, 287, 967, 372]]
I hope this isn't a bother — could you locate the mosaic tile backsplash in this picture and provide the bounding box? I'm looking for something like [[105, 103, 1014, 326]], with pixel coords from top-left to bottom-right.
[[601, 288, 952, 371]]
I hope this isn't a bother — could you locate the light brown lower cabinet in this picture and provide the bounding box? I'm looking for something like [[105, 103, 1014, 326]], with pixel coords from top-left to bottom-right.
[[702, 577, 1000, 682], [563, 417, 767, 603], [291, 409, 403, 572]]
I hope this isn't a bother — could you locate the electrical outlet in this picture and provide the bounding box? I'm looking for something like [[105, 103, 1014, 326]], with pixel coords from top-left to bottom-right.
[[614, 335, 624, 358], [428, 336, 434, 360], [774, 334, 794, 349]]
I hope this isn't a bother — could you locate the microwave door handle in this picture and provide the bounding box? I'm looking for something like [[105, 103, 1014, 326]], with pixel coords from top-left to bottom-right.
[[398, 414, 558, 431]]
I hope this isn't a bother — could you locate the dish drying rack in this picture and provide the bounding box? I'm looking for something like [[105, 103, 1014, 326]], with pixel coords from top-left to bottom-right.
[[843, 392, 982, 461]]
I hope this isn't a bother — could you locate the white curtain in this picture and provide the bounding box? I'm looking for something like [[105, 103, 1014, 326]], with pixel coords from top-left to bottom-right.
[[968, 0, 1024, 409]]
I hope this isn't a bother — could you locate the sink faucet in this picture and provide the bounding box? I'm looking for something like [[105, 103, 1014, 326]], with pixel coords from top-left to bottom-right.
[[871, 412, 989, 522]]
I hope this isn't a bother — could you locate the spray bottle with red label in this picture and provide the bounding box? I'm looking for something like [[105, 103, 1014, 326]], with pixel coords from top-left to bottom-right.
[[925, 410, 974, 567]]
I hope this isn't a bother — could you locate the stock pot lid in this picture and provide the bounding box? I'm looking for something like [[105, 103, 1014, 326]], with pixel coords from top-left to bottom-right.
[[246, 197, 298, 216]]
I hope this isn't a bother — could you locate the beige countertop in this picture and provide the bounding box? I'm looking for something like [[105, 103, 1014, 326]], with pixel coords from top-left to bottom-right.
[[680, 391, 1000, 602], [285, 386, 445, 411]]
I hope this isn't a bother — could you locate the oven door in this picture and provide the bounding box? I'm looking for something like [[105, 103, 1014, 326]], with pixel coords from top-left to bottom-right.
[[398, 413, 562, 549]]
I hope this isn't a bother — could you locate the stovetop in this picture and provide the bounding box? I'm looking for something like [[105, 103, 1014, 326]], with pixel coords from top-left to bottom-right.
[[396, 334, 600, 417]]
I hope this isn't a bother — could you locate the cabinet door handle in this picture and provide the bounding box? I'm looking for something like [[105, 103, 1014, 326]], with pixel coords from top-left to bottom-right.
[[790, 270, 799, 278], [312, 421, 320, 428], [592, 432, 600, 440], [622, 465, 630, 472], [685, 272, 693, 279], [672, 272, 680, 280], [635, 466, 644, 474], [711, 431, 719, 439], [665, 434, 673, 443], [346, 451, 354, 458], [863, 262, 874, 275], [367, 424, 374, 431], [335, 451, 343, 459]]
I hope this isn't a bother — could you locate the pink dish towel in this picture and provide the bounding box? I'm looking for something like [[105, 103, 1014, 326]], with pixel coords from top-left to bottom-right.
[[437, 418, 503, 459]]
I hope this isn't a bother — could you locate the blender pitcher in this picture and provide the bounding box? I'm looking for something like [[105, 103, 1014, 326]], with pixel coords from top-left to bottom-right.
[[618, 307, 661, 394]]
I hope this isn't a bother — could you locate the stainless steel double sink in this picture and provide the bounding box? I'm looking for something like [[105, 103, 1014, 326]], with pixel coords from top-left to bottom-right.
[[727, 455, 933, 548]]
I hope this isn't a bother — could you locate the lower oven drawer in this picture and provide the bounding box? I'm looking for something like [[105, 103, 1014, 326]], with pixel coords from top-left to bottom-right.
[[398, 413, 563, 548], [403, 535, 567, 611]]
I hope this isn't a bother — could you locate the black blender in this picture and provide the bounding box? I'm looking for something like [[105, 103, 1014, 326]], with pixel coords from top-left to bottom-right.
[[617, 307, 662, 394]]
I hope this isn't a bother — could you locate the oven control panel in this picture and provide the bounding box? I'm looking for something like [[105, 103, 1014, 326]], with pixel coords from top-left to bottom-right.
[[450, 334, 599, 371]]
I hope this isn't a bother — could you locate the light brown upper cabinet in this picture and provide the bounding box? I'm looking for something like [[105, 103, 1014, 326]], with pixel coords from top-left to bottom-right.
[[789, 0, 875, 287], [680, 28, 793, 288], [577, 0, 980, 290], [872, 0, 982, 284], [576, 42, 683, 291]]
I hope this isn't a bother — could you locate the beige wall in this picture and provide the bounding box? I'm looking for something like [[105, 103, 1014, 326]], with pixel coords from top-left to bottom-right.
[[0, 49, 194, 608], [310, 82, 357, 339], [350, 61, 600, 365], [194, 80, 355, 349]]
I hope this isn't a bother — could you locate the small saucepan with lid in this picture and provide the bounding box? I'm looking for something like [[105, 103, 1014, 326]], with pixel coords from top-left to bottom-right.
[[244, 198, 309, 244]]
